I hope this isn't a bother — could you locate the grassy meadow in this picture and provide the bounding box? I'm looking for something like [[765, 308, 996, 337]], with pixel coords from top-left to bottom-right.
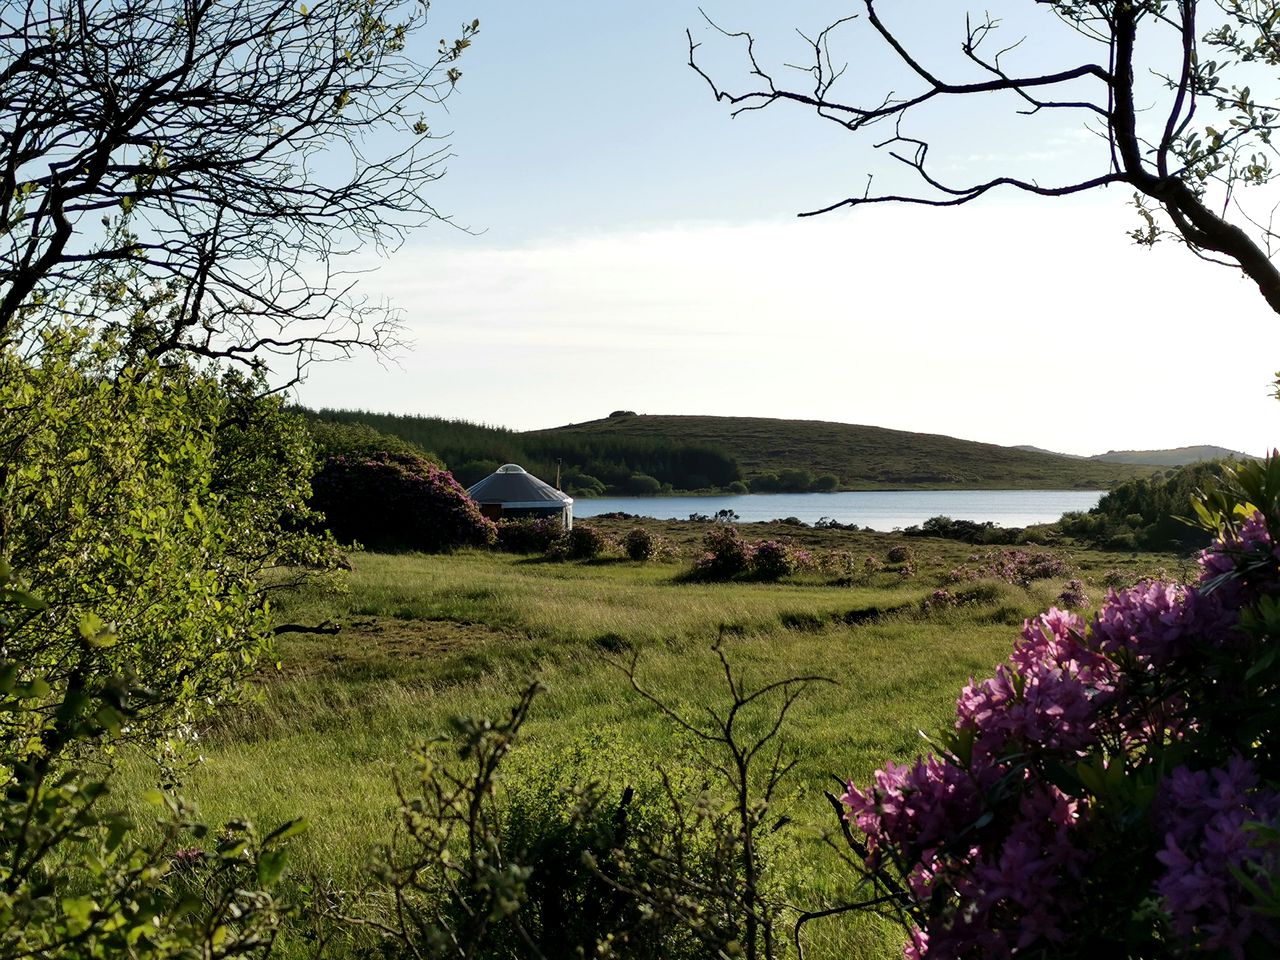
[[120, 519, 1182, 957]]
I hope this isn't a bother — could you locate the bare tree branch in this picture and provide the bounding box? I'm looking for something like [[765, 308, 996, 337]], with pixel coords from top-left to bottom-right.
[[0, 0, 479, 378], [690, 0, 1280, 314]]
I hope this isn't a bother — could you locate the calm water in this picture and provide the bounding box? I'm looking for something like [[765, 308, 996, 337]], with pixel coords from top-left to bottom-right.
[[574, 490, 1105, 531]]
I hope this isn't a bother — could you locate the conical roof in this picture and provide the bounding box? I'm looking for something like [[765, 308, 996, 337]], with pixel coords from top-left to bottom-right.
[[467, 464, 573, 507]]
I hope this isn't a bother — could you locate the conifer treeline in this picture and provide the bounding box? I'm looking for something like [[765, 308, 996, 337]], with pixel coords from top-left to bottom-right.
[[304, 408, 742, 495]]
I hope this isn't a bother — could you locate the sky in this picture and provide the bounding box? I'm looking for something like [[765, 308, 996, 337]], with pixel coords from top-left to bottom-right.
[[293, 0, 1279, 457]]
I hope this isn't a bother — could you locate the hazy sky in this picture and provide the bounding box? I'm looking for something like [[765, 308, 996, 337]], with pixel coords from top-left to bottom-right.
[[294, 1, 1278, 457]]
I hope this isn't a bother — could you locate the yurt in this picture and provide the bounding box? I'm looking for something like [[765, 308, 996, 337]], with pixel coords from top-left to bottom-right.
[[467, 463, 573, 529]]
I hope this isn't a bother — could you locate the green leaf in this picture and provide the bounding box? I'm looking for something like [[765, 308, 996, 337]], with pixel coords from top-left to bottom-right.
[[78, 613, 117, 648], [257, 848, 288, 887], [264, 817, 309, 844], [61, 896, 96, 934]]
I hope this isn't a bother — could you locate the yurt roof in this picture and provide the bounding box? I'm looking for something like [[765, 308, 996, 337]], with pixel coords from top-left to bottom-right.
[[467, 463, 573, 507]]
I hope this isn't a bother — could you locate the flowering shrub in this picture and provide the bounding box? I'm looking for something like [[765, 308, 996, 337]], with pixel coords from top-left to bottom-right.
[[752, 540, 798, 580], [693, 526, 754, 579], [887, 545, 914, 564], [622, 527, 658, 561], [864, 556, 886, 576], [839, 457, 1280, 958], [1102, 567, 1130, 589], [311, 452, 497, 552], [924, 589, 958, 611], [818, 550, 858, 576], [945, 548, 1072, 587], [1056, 578, 1090, 609], [547, 523, 610, 561]]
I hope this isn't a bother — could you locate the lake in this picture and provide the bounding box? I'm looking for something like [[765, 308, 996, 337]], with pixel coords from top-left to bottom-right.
[[573, 490, 1105, 531]]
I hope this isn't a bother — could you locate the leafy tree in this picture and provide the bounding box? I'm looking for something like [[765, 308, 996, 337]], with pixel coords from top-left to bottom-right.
[[304, 416, 442, 465], [1059, 460, 1228, 549], [0, 331, 324, 749], [0, 564, 299, 960], [0, 0, 477, 380], [691, 1, 1280, 313]]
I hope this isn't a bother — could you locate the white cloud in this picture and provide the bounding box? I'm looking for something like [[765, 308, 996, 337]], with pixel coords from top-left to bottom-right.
[[294, 198, 1279, 457]]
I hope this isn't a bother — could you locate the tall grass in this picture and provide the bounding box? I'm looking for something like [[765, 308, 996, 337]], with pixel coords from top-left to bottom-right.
[[118, 539, 1176, 958]]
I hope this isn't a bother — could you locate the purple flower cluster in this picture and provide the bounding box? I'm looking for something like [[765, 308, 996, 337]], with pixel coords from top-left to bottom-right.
[[1155, 756, 1280, 957], [945, 549, 1071, 586], [1055, 578, 1090, 610], [956, 609, 1115, 755], [842, 506, 1280, 958]]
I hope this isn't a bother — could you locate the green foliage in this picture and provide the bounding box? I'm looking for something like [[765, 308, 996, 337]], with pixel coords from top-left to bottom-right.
[[547, 524, 610, 561], [564, 470, 607, 498], [214, 377, 343, 575], [622, 527, 658, 562], [1059, 461, 1228, 550], [0, 332, 310, 748], [366, 667, 801, 960], [0, 565, 298, 960], [903, 515, 1028, 546], [303, 416, 442, 466], [495, 518, 564, 554], [627, 472, 663, 495]]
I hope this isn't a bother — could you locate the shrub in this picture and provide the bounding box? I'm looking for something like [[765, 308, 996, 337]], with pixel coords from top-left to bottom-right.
[[311, 453, 497, 552], [1056, 578, 1090, 609], [819, 550, 857, 576], [622, 527, 658, 561], [863, 556, 886, 576], [945, 548, 1072, 586], [369, 685, 782, 960], [751, 540, 797, 580], [1056, 461, 1226, 551], [886, 545, 914, 564], [837, 456, 1280, 957], [693, 526, 754, 579], [0, 333, 322, 748], [727, 480, 749, 494], [1102, 567, 1130, 589], [565, 471, 606, 497], [925, 588, 958, 610], [815, 516, 859, 531], [812, 473, 839, 492], [0, 527, 298, 960], [548, 524, 608, 561], [497, 517, 564, 554], [627, 473, 663, 495], [306, 417, 441, 464]]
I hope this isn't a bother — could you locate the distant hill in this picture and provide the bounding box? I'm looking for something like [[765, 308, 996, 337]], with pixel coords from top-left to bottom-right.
[[537, 415, 1150, 491], [1088, 445, 1252, 467], [1012, 444, 1085, 459], [304, 409, 1157, 493]]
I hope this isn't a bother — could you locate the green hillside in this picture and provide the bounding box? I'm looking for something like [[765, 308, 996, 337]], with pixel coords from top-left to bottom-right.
[[306, 409, 1155, 492], [1089, 444, 1252, 466], [537, 414, 1152, 490]]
